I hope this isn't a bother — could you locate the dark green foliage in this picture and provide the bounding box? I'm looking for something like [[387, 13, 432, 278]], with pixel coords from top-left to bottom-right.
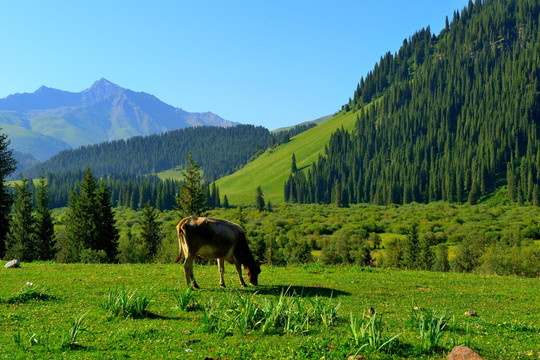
[[255, 186, 265, 212], [287, 0, 540, 207], [25, 125, 273, 182], [384, 238, 405, 269], [139, 202, 163, 262], [57, 168, 119, 263], [35, 171, 56, 260], [5, 177, 37, 261], [46, 171, 181, 210], [403, 223, 420, 270], [291, 153, 298, 174], [432, 244, 450, 272], [176, 153, 207, 218], [451, 238, 483, 272], [0, 129, 16, 258]]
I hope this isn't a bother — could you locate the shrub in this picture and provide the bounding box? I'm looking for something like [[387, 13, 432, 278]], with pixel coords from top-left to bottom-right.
[[80, 249, 108, 264]]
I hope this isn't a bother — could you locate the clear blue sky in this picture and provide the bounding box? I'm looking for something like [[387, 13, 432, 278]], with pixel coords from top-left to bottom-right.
[[0, 0, 468, 130]]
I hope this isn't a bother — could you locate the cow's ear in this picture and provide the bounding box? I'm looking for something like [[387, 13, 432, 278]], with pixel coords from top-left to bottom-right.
[[256, 260, 265, 266]]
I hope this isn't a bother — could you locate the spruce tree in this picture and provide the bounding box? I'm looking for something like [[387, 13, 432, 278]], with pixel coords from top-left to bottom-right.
[[5, 177, 37, 261], [59, 168, 119, 263], [176, 152, 207, 218], [95, 181, 119, 262], [139, 201, 163, 262], [432, 243, 450, 272], [0, 130, 16, 259], [418, 236, 434, 270], [35, 170, 56, 260], [291, 153, 298, 173], [403, 222, 420, 269], [255, 186, 265, 212]]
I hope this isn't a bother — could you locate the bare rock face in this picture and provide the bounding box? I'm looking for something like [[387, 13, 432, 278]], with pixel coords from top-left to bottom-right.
[[448, 346, 483, 360], [4, 259, 20, 268]]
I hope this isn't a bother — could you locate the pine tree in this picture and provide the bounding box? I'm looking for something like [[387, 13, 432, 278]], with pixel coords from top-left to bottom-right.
[[35, 170, 56, 260], [58, 168, 119, 263], [6, 177, 37, 261], [176, 152, 207, 218], [403, 222, 419, 269], [0, 129, 16, 259], [95, 181, 119, 262], [432, 243, 450, 272], [139, 201, 163, 262], [418, 236, 434, 270], [255, 186, 265, 212], [291, 153, 298, 173]]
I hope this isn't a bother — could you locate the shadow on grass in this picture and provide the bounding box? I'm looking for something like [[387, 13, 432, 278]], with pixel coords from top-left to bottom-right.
[[144, 312, 182, 320], [224, 284, 350, 298]]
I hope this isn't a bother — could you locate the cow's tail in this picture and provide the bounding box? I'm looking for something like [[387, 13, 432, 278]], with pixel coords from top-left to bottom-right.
[[174, 220, 186, 263]]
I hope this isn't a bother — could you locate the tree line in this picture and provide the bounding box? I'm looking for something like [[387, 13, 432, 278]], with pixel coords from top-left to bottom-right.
[[0, 146, 217, 263], [22, 123, 318, 183], [23, 125, 273, 182], [286, 0, 540, 207]]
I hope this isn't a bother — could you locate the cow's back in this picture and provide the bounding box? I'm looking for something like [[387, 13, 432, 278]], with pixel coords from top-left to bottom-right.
[[181, 217, 246, 261]]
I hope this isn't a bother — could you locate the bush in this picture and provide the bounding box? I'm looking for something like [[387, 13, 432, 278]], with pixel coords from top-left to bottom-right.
[[80, 249, 108, 264], [480, 242, 540, 277]]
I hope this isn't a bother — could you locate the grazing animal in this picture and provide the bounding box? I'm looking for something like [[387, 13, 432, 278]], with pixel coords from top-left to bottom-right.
[[174, 216, 261, 288]]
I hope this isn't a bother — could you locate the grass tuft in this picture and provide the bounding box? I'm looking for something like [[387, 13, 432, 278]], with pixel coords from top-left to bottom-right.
[[103, 285, 152, 319], [4, 283, 55, 304], [61, 312, 91, 350], [172, 285, 201, 311], [349, 312, 401, 355]]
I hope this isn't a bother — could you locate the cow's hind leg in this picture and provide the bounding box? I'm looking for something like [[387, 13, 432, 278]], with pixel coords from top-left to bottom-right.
[[234, 259, 248, 287], [217, 258, 226, 288], [183, 253, 200, 289]]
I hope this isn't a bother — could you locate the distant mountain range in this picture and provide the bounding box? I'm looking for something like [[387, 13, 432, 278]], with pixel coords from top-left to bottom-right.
[[0, 78, 236, 164]]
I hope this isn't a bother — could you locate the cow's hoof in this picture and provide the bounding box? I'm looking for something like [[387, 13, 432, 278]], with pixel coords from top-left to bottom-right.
[[220, 283, 226, 288], [192, 281, 200, 289]]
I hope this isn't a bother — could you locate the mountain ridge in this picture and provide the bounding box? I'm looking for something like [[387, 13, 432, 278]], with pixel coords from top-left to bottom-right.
[[0, 79, 236, 165]]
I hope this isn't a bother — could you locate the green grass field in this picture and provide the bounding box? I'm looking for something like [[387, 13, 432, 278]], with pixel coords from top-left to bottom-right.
[[215, 110, 358, 205], [1, 263, 538, 359]]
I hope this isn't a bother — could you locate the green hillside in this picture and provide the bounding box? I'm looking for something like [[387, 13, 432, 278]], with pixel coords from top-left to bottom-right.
[[220, 0, 540, 208], [216, 110, 356, 205], [0, 123, 71, 162]]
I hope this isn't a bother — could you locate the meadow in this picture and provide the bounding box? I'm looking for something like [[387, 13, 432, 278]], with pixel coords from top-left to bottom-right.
[[1, 262, 538, 359]]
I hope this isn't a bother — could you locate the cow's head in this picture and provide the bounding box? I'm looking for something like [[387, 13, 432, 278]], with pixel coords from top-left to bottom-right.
[[244, 260, 262, 286]]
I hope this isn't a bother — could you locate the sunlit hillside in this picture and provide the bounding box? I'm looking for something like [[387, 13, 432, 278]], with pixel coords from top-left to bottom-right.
[[216, 110, 358, 205]]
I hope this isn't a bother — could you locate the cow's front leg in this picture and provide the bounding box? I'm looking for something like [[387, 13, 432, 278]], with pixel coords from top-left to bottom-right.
[[234, 260, 247, 287], [217, 258, 226, 288], [183, 253, 200, 289]]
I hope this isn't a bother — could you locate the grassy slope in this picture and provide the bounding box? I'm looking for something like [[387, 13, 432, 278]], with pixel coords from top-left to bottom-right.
[[1, 263, 537, 359], [216, 110, 357, 205]]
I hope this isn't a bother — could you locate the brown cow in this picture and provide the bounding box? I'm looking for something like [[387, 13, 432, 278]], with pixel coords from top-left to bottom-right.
[[174, 216, 261, 289]]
